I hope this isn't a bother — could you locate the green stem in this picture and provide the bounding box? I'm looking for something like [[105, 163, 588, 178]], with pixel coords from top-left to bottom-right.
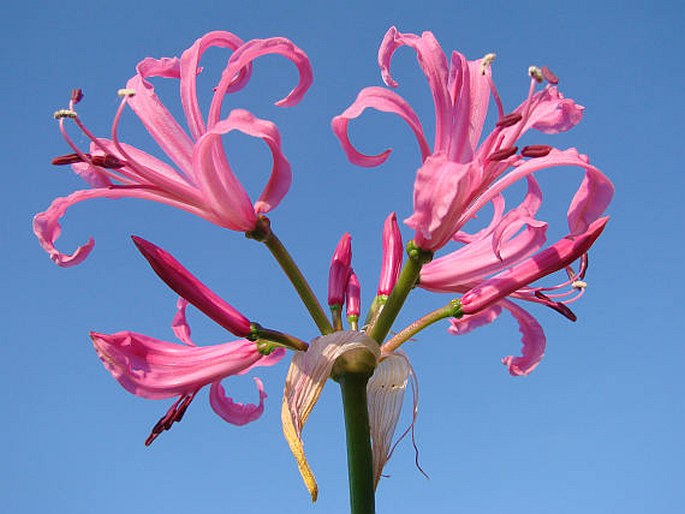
[[332, 349, 377, 514], [367, 242, 433, 344], [247, 217, 333, 335], [382, 299, 463, 353]]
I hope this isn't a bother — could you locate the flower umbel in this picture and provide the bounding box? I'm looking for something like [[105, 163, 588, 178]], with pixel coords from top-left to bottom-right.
[[35, 31, 312, 266]]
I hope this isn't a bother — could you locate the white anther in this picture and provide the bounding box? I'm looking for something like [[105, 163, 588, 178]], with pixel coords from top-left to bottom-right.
[[53, 109, 78, 119], [528, 66, 544, 82], [480, 53, 496, 74], [117, 88, 136, 97], [572, 280, 587, 289]]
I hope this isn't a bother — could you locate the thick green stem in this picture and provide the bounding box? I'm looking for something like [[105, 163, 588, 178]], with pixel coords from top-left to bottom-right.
[[382, 299, 463, 353], [247, 217, 333, 335], [332, 349, 377, 514], [367, 242, 433, 344]]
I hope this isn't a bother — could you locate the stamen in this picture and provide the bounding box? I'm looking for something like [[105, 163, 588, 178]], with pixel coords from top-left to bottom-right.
[[572, 280, 587, 289], [528, 66, 544, 83], [144, 391, 198, 446], [480, 53, 496, 74], [521, 145, 553, 158], [541, 66, 559, 84], [71, 89, 84, 104], [52, 153, 83, 166], [53, 109, 78, 119], [496, 112, 523, 128], [117, 88, 136, 97], [489, 146, 518, 161], [534, 291, 577, 321], [91, 154, 125, 169]]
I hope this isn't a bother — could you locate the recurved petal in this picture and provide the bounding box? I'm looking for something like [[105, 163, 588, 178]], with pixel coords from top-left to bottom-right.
[[281, 331, 380, 501], [448, 304, 503, 335], [332, 86, 431, 167], [171, 297, 194, 346], [498, 300, 546, 376], [90, 331, 264, 399], [209, 377, 267, 426], [208, 36, 313, 125], [528, 86, 584, 134], [179, 30, 249, 140]]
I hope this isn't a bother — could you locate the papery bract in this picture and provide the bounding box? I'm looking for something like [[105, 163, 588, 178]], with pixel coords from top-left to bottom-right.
[[35, 31, 313, 266]]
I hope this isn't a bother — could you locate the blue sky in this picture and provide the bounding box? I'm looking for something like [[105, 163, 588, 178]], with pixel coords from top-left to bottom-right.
[[3, 1, 684, 513]]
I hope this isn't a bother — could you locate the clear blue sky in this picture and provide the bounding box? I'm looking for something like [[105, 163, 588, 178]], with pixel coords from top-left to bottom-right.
[[3, 1, 683, 513]]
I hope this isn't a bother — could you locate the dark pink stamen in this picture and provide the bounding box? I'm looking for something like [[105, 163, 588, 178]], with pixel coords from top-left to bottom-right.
[[521, 145, 553, 158], [489, 146, 518, 161], [51, 153, 83, 165], [144, 391, 197, 446], [495, 112, 523, 128], [91, 154, 125, 169], [71, 88, 84, 104], [535, 291, 577, 321], [541, 66, 559, 84]]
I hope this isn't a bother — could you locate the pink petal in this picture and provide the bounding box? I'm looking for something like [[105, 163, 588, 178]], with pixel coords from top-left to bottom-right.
[[209, 377, 267, 426], [91, 331, 264, 399], [498, 300, 546, 376], [179, 30, 249, 139], [528, 86, 584, 134], [71, 162, 112, 187], [208, 37, 313, 126], [332, 86, 430, 167], [171, 297, 194, 346], [131, 236, 252, 337], [448, 304, 503, 335], [378, 27, 452, 151], [126, 60, 195, 177]]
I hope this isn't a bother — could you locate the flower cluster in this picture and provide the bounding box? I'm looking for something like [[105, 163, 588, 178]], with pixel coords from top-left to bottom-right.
[[35, 27, 613, 502]]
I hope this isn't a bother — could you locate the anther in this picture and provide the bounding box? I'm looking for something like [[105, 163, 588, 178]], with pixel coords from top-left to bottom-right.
[[91, 154, 125, 169], [489, 146, 518, 161], [521, 145, 553, 158], [117, 88, 136, 97], [572, 280, 587, 289], [480, 53, 496, 74], [496, 112, 523, 128], [541, 66, 559, 84], [51, 153, 83, 166], [71, 89, 84, 104], [53, 109, 78, 119], [528, 66, 544, 83], [535, 291, 577, 321]]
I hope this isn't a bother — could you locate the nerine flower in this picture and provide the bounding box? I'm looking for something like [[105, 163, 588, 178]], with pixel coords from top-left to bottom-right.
[[35, 30, 313, 267], [332, 26, 613, 252]]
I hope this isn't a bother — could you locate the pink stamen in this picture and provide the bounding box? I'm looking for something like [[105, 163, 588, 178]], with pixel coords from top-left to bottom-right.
[[521, 145, 553, 158], [541, 66, 559, 85], [145, 390, 198, 446], [489, 146, 518, 162], [496, 112, 523, 128]]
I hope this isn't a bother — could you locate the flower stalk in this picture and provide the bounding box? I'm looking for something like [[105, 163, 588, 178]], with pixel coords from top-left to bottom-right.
[[332, 348, 378, 514], [247, 216, 333, 335]]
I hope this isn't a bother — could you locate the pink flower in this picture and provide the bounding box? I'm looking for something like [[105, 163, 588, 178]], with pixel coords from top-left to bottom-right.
[[377, 212, 403, 296], [333, 27, 613, 251], [92, 297, 285, 445], [328, 233, 353, 307], [35, 31, 313, 267]]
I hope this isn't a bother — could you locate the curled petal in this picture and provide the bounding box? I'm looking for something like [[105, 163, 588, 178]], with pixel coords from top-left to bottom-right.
[[332, 87, 430, 167], [179, 30, 249, 139], [281, 331, 380, 502], [379, 27, 451, 151], [528, 87, 584, 134], [132, 236, 252, 337], [91, 331, 264, 399], [209, 377, 267, 426], [172, 297, 194, 346], [209, 37, 313, 126], [33, 185, 201, 267], [499, 300, 546, 376], [458, 148, 614, 235]]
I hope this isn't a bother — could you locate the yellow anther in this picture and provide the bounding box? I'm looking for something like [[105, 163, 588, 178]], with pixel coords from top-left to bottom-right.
[[572, 280, 587, 289], [117, 88, 136, 97], [480, 53, 496, 74], [528, 66, 544, 83], [53, 109, 78, 119]]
